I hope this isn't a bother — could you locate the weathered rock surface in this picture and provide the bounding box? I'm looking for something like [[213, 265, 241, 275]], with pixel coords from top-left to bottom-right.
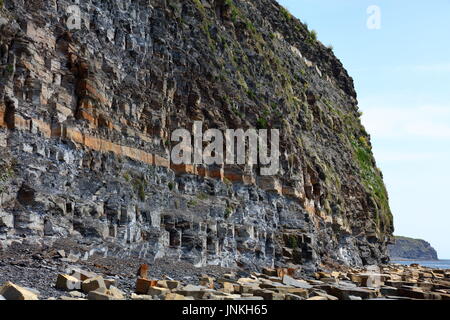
[[0, 0, 393, 271], [0, 282, 39, 300], [1, 244, 450, 300], [389, 236, 439, 260]]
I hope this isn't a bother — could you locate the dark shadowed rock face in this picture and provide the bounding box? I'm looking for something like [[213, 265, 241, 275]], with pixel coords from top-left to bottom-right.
[[389, 236, 438, 261], [0, 0, 393, 271]]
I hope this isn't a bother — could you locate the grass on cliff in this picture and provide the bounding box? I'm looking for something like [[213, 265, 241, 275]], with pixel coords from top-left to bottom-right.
[[351, 136, 393, 230], [0, 157, 15, 194]]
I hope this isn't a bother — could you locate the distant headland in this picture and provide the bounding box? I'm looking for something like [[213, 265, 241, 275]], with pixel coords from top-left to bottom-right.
[[389, 236, 439, 261]]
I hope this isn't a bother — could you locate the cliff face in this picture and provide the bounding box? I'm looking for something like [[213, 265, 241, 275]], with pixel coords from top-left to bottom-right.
[[389, 237, 438, 261], [0, 0, 393, 270]]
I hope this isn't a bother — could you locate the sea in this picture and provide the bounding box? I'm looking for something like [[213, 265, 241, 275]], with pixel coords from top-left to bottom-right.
[[391, 260, 450, 270]]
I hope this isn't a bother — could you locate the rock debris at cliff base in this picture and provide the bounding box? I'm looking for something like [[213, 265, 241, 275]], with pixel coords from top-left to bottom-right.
[[1, 241, 450, 301]]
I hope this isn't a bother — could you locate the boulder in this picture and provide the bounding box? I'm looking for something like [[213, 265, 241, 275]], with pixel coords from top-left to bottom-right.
[[55, 274, 82, 291], [87, 287, 125, 300], [262, 268, 277, 277], [199, 275, 215, 289], [136, 278, 158, 294], [131, 293, 153, 300], [232, 296, 264, 301], [326, 285, 378, 300], [60, 296, 87, 301], [156, 280, 180, 290], [285, 293, 304, 300], [307, 296, 328, 301], [175, 285, 208, 300], [165, 293, 188, 300], [221, 282, 237, 294], [253, 289, 285, 300], [282, 275, 313, 289], [239, 284, 260, 294], [104, 279, 117, 289], [82, 276, 106, 293], [309, 290, 339, 301], [147, 286, 170, 298], [0, 282, 39, 300], [380, 286, 398, 296], [68, 268, 97, 281], [108, 286, 125, 300], [283, 288, 308, 298], [88, 289, 114, 301], [68, 291, 86, 298]]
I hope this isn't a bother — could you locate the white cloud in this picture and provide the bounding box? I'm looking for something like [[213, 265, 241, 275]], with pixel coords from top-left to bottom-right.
[[361, 105, 450, 140], [375, 151, 438, 162], [398, 64, 450, 73], [353, 64, 450, 73]]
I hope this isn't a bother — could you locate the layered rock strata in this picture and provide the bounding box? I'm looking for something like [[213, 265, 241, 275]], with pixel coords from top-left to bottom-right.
[[0, 0, 393, 270]]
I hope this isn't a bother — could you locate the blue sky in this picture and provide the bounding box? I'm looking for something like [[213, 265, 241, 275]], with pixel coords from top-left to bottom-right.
[[277, 0, 450, 258]]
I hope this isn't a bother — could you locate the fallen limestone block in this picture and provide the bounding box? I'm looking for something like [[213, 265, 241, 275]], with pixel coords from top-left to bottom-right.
[[307, 296, 328, 301], [238, 284, 260, 294], [104, 279, 117, 289], [88, 289, 114, 301], [175, 285, 209, 300], [108, 286, 125, 300], [262, 268, 277, 277], [56, 250, 66, 258], [199, 275, 215, 289], [136, 278, 158, 294], [131, 293, 153, 300], [56, 274, 82, 291], [283, 287, 308, 298], [60, 296, 87, 301], [61, 253, 79, 263], [0, 282, 39, 300], [223, 273, 236, 280], [309, 291, 339, 301], [68, 291, 86, 298], [253, 289, 285, 300], [232, 296, 264, 301], [285, 293, 304, 300], [165, 293, 188, 300], [147, 286, 170, 298], [282, 275, 313, 289], [156, 280, 180, 290], [436, 293, 450, 300], [87, 287, 125, 300], [237, 277, 259, 284], [397, 287, 441, 300], [221, 282, 237, 294], [137, 264, 149, 279], [82, 276, 106, 293], [326, 285, 378, 300], [380, 286, 398, 296], [68, 268, 97, 281]]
